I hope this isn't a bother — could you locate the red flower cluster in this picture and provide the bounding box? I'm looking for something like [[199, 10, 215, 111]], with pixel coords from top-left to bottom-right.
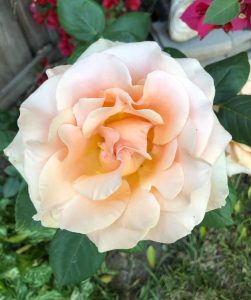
[[102, 0, 119, 10], [58, 28, 75, 57], [102, 0, 141, 11], [125, 0, 141, 11], [181, 0, 251, 38], [30, 0, 74, 57], [30, 1, 58, 29]]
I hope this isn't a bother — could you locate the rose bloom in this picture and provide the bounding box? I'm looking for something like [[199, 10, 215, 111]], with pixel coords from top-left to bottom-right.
[[5, 40, 231, 252]]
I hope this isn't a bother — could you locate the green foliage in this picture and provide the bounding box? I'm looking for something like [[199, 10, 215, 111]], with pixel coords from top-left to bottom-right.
[[67, 43, 89, 64], [15, 185, 41, 230], [163, 47, 187, 58], [58, 0, 105, 41], [58, 0, 150, 45], [3, 177, 20, 198], [62, 0, 151, 64], [201, 184, 237, 228], [23, 264, 52, 288], [104, 12, 150, 42], [49, 230, 105, 286], [204, 0, 240, 25], [205, 52, 249, 104], [0, 130, 15, 152], [217, 95, 251, 146]]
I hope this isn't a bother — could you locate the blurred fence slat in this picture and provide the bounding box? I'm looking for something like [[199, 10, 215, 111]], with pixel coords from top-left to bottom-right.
[[0, 0, 32, 86], [0, 0, 57, 109], [15, 0, 50, 52]]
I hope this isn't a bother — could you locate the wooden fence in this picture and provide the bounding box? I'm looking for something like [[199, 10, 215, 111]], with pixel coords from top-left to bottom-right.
[[0, 0, 57, 109]]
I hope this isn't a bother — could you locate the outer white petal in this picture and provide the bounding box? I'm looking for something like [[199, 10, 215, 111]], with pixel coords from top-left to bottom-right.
[[17, 75, 61, 144], [46, 66, 71, 78], [77, 39, 122, 61], [146, 180, 211, 244], [60, 181, 130, 234], [4, 133, 25, 178], [103, 42, 164, 83], [207, 154, 229, 211], [177, 58, 215, 103], [56, 53, 132, 110], [88, 189, 160, 252], [226, 155, 251, 176]]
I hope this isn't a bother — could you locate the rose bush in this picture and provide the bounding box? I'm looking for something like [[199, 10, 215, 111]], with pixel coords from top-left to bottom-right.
[[5, 40, 231, 252]]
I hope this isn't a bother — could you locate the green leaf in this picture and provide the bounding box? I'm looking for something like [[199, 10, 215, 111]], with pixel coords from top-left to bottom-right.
[[103, 12, 150, 42], [49, 230, 105, 286], [4, 165, 19, 177], [205, 52, 249, 104], [0, 130, 15, 152], [57, 0, 105, 41], [67, 43, 89, 64], [3, 177, 20, 198], [201, 184, 237, 228], [204, 0, 240, 25], [15, 185, 41, 230], [217, 95, 251, 146], [164, 47, 187, 58]]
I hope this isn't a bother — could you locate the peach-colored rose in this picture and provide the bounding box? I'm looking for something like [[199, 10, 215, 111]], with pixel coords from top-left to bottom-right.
[[226, 65, 251, 176], [227, 142, 251, 176], [4, 39, 231, 252]]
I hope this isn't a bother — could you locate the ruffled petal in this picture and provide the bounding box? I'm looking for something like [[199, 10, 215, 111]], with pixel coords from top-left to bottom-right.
[[201, 115, 231, 165], [88, 188, 160, 252], [103, 42, 164, 83], [56, 53, 132, 110], [17, 76, 61, 144], [151, 162, 184, 199], [179, 78, 215, 157], [73, 98, 104, 127], [60, 181, 130, 234], [108, 117, 152, 158], [145, 180, 211, 243], [74, 163, 123, 201], [142, 71, 190, 144], [177, 58, 215, 103], [139, 139, 178, 187]]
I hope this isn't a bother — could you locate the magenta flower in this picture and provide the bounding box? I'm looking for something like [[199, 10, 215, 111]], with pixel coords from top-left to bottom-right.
[[181, 0, 251, 38]]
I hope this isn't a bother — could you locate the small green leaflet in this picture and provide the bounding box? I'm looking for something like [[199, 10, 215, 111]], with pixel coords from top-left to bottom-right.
[[204, 0, 240, 25], [205, 52, 249, 104], [103, 12, 150, 42], [163, 47, 187, 58], [57, 0, 105, 41], [217, 95, 251, 146], [67, 43, 89, 64], [15, 185, 42, 230]]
